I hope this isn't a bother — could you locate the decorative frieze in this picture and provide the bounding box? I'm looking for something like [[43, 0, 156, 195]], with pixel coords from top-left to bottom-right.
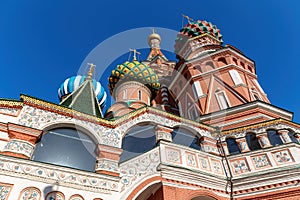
[[272, 150, 294, 165], [230, 159, 249, 175], [0, 156, 118, 193], [198, 156, 211, 171], [251, 154, 271, 169], [211, 159, 223, 175], [186, 152, 198, 168], [3, 139, 34, 158], [165, 148, 181, 164], [0, 107, 20, 116], [119, 148, 160, 192], [0, 183, 13, 200]]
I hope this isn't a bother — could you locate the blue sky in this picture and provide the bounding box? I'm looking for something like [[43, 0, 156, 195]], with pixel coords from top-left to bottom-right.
[[0, 0, 300, 122]]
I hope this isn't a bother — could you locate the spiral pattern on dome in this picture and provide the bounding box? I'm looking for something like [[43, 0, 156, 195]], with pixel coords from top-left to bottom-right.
[[58, 75, 107, 107]]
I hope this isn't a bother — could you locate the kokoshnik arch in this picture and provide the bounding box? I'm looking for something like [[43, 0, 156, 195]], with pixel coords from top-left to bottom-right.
[[0, 16, 300, 200]]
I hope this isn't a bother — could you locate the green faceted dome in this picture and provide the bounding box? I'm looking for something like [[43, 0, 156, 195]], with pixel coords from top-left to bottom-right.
[[108, 60, 160, 94]]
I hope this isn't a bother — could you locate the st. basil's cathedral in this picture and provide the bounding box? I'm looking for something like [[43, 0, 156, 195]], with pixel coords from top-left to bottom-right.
[[0, 17, 299, 200]]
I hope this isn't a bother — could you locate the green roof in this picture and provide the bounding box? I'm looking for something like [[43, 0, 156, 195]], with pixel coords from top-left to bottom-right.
[[60, 79, 103, 118]]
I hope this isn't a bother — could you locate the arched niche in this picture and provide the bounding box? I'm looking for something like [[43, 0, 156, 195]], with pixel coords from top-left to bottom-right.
[[135, 182, 162, 200], [225, 137, 240, 155], [32, 127, 97, 172], [41, 122, 101, 144], [246, 132, 261, 151], [217, 57, 228, 67], [120, 122, 157, 162], [172, 126, 201, 150], [267, 129, 283, 146]]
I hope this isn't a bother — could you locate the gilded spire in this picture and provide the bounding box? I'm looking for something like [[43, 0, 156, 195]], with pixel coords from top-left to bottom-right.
[[129, 49, 141, 61], [87, 63, 96, 79]]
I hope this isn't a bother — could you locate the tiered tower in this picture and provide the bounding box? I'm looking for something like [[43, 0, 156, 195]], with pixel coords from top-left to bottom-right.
[[170, 19, 289, 130], [143, 31, 179, 115]]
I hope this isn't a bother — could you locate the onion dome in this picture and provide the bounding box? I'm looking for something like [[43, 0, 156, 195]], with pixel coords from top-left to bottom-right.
[[148, 32, 161, 47], [175, 20, 223, 51], [58, 75, 107, 108], [108, 60, 160, 95]]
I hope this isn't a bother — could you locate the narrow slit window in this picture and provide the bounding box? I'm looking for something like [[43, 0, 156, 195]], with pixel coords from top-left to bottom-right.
[[192, 81, 203, 99], [215, 91, 230, 109], [138, 90, 142, 100], [229, 70, 243, 85]]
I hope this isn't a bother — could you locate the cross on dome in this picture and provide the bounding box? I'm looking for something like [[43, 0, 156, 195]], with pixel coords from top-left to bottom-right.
[[129, 49, 141, 61]]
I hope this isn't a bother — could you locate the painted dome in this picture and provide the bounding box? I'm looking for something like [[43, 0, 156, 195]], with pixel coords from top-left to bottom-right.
[[108, 60, 160, 94], [58, 75, 107, 107], [175, 20, 223, 51]]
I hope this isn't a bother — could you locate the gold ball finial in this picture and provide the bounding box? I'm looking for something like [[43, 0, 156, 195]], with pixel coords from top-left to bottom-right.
[[148, 29, 161, 47]]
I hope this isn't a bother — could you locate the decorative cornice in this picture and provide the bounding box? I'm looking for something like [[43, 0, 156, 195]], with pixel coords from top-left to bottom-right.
[[0, 99, 23, 108], [18, 95, 215, 133], [0, 154, 119, 193], [221, 118, 300, 135]]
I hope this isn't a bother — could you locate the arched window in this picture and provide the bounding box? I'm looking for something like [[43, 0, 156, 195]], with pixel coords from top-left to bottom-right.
[[232, 58, 238, 65], [215, 90, 230, 109], [123, 90, 127, 99], [120, 123, 156, 162], [194, 65, 202, 73], [229, 69, 244, 85], [32, 128, 97, 172], [138, 90, 142, 100], [246, 133, 261, 151], [172, 127, 201, 150], [253, 94, 260, 100], [240, 61, 245, 68], [248, 65, 253, 72], [217, 57, 228, 66], [184, 73, 188, 79], [288, 131, 299, 143], [204, 61, 215, 71], [226, 138, 240, 155], [267, 129, 283, 146]]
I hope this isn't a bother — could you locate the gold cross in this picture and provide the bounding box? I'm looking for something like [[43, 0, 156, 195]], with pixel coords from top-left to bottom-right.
[[182, 13, 194, 23], [87, 63, 96, 79], [129, 48, 141, 61]]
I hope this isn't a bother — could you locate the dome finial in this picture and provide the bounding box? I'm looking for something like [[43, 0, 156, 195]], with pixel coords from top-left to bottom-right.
[[129, 48, 141, 61], [182, 13, 194, 23], [87, 63, 96, 79], [148, 29, 161, 48]]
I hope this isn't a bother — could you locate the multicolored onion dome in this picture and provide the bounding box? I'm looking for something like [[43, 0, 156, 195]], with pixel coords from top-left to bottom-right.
[[58, 75, 107, 107], [108, 60, 160, 94], [175, 20, 223, 51]]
